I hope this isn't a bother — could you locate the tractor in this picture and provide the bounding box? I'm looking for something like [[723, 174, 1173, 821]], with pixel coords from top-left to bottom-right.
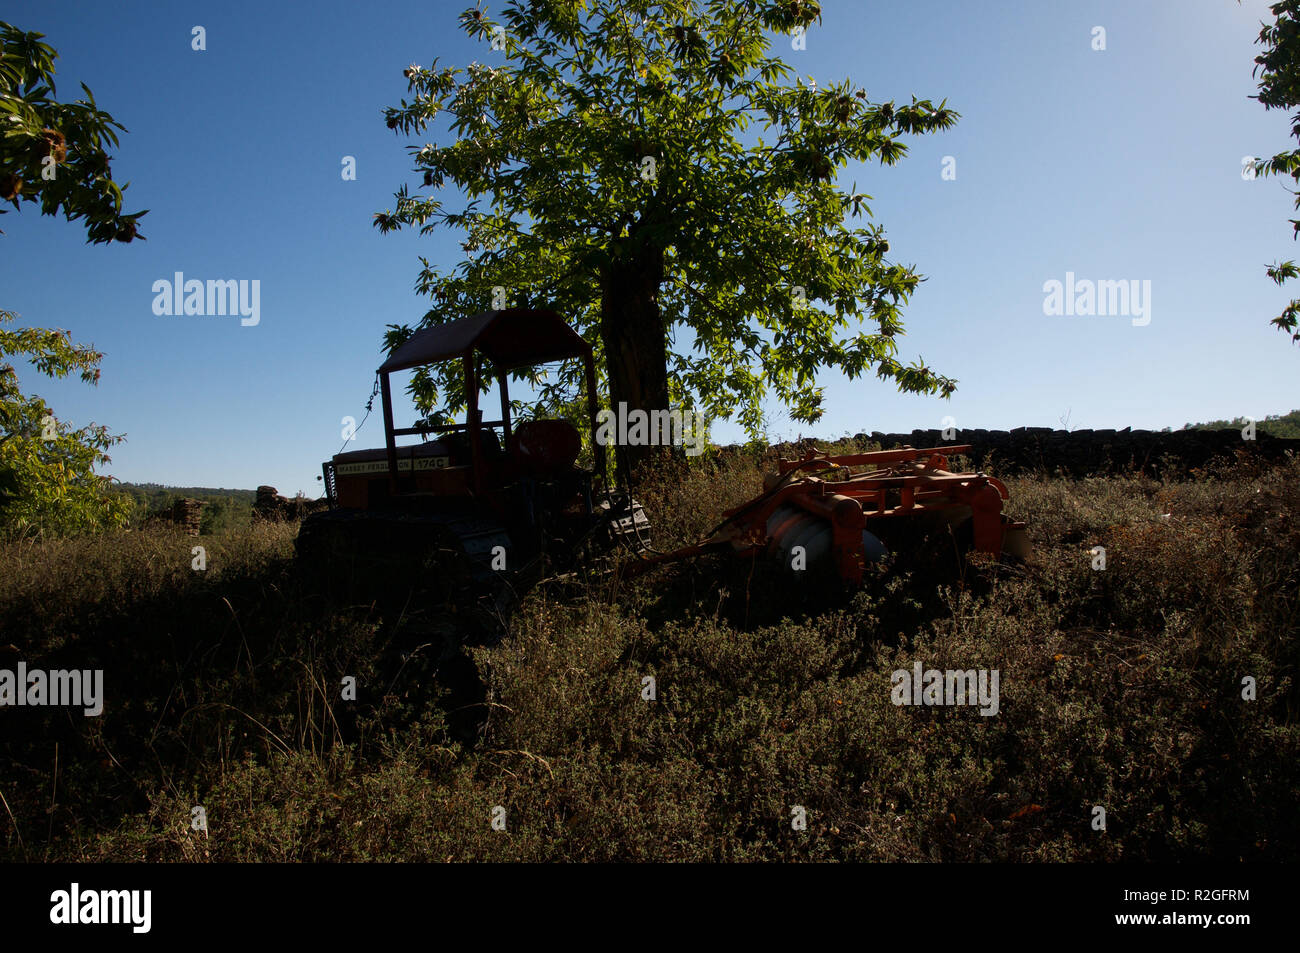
[[295, 307, 649, 635]]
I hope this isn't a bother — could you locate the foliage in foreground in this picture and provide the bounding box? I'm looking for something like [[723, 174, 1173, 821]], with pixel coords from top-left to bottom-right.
[[0, 310, 129, 541], [1251, 0, 1300, 344], [1, 20, 144, 540], [0, 19, 146, 242]]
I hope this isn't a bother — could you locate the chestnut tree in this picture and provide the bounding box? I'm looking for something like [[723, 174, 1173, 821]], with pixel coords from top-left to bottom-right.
[[376, 0, 956, 474]]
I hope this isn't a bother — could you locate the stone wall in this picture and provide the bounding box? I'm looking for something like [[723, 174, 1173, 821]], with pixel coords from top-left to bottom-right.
[[837, 427, 1299, 478]]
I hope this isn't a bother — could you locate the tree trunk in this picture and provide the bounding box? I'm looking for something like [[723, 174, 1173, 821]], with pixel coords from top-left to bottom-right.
[[599, 247, 674, 484]]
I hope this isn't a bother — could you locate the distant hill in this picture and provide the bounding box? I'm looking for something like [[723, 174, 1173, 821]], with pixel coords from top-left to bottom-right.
[[1181, 409, 1300, 439], [113, 483, 258, 534]]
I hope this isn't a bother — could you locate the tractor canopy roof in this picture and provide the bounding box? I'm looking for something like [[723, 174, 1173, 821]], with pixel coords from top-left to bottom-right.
[[377, 308, 591, 374]]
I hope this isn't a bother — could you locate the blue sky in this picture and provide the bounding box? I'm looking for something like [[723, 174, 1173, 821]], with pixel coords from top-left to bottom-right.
[[2, 0, 1296, 495]]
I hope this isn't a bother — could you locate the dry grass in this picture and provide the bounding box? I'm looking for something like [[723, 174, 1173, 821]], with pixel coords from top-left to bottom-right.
[[1, 451, 1297, 861]]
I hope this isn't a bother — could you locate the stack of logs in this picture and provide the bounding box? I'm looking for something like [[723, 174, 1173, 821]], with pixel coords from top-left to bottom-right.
[[170, 498, 204, 536], [253, 485, 330, 523]]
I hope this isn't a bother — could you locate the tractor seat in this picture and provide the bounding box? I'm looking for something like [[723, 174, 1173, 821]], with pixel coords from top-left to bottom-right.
[[440, 428, 502, 464], [508, 419, 581, 475]]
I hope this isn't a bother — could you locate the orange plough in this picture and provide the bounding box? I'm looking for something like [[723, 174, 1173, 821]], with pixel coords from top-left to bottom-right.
[[627, 444, 1029, 585]]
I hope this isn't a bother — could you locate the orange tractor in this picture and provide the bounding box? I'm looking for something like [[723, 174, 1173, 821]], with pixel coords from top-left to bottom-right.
[[296, 307, 649, 629]]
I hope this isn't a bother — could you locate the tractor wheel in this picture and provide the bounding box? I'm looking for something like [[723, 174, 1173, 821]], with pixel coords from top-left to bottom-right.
[[295, 508, 517, 643]]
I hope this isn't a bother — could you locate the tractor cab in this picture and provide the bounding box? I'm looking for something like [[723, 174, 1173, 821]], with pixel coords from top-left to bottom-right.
[[323, 307, 602, 510], [312, 308, 643, 577]]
